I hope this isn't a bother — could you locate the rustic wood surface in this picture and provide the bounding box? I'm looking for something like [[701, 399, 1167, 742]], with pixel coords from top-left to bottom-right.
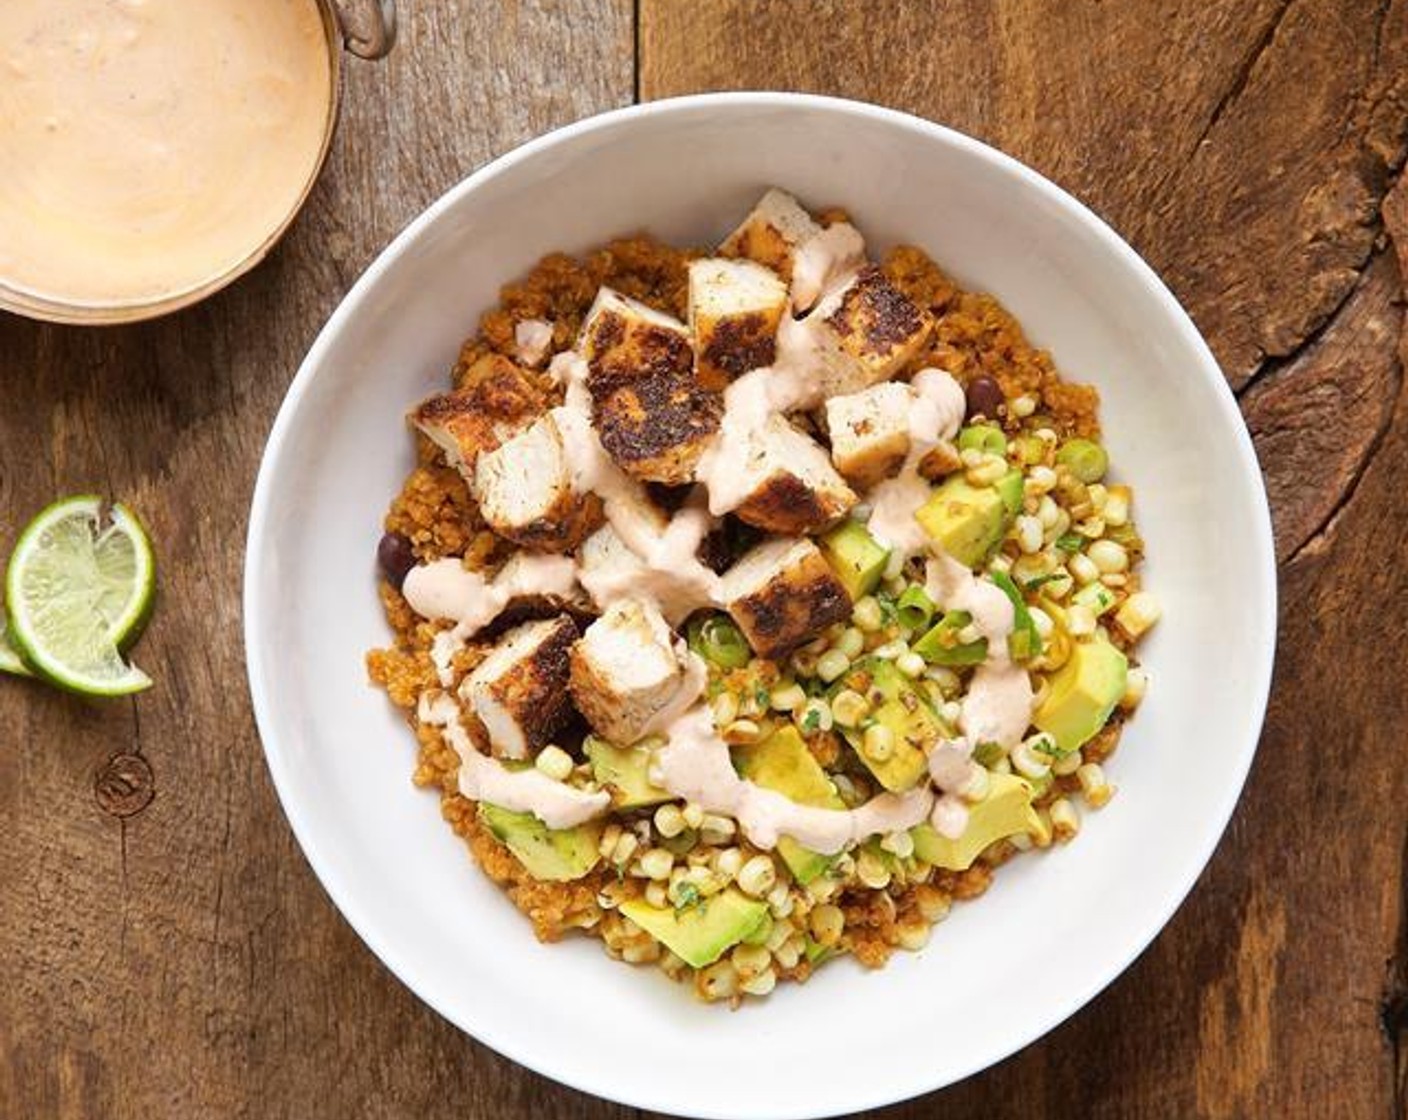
[[2, 0, 1405, 1116]]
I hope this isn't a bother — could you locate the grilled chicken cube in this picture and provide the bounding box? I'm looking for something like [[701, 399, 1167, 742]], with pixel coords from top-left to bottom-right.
[[719, 188, 822, 283], [825, 381, 914, 488], [722, 537, 852, 660], [729, 414, 857, 535], [410, 353, 544, 476], [473, 412, 600, 551], [460, 615, 578, 760], [807, 266, 933, 398], [570, 598, 684, 744], [579, 287, 721, 484], [688, 258, 788, 390]]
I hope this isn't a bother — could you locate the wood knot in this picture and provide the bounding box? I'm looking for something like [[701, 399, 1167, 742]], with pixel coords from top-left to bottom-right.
[[94, 753, 154, 818]]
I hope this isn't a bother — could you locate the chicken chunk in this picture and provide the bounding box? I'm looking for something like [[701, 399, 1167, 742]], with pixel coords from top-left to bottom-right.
[[719, 188, 823, 283], [825, 381, 914, 488], [473, 412, 600, 551], [728, 414, 857, 535], [721, 537, 852, 660], [806, 266, 933, 398], [460, 615, 578, 760], [410, 353, 544, 477], [579, 287, 721, 484], [570, 598, 685, 744], [688, 258, 788, 390]]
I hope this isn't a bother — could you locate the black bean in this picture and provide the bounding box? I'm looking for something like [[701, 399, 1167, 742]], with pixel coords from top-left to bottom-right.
[[377, 531, 416, 590], [965, 375, 1005, 422]]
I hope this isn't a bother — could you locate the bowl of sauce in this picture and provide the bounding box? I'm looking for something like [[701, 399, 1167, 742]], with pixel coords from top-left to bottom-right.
[[0, 0, 394, 324]]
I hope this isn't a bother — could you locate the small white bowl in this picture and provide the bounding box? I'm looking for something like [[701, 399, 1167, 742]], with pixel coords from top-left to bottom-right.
[[244, 93, 1276, 1119]]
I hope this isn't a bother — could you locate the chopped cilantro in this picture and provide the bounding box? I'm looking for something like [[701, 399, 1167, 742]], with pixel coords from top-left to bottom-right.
[[972, 741, 1004, 767], [1021, 572, 1062, 591], [801, 708, 822, 733], [673, 882, 702, 911]]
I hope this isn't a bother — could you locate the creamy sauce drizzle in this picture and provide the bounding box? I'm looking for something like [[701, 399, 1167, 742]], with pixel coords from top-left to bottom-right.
[[790, 222, 866, 312], [866, 368, 967, 574], [0, 0, 332, 306], [399, 224, 1037, 850], [420, 693, 609, 829]]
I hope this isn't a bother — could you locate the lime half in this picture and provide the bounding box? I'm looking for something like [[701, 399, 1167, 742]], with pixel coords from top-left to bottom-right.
[[5, 496, 156, 696], [0, 608, 32, 677]]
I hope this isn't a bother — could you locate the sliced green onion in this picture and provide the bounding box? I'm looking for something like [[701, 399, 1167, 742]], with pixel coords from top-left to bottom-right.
[[894, 585, 935, 632], [957, 424, 1008, 457], [972, 741, 1005, 768], [1056, 438, 1108, 483], [1055, 531, 1084, 553], [687, 613, 751, 669], [989, 570, 1043, 661]]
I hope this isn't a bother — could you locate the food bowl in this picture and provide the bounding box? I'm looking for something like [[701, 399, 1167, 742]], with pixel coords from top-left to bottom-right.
[[244, 93, 1276, 1119]]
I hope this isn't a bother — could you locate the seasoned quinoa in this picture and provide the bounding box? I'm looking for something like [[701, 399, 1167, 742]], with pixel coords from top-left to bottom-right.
[[368, 201, 1155, 1004]]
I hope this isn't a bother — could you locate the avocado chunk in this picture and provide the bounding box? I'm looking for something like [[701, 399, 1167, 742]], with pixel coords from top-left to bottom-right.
[[915, 470, 1022, 568], [909, 772, 1040, 870], [732, 726, 843, 884], [620, 888, 769, 968], [818, 519, 891, 601], [1033, 634, 1128, 753], [831, 657, 945, 792], [913, 609, 988, 666], [478, 803, 603, 882], [584, 735, 671, 808]]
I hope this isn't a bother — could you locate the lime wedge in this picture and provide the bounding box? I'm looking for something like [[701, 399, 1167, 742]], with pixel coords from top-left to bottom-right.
[[4, 496, 156, 697], [0, 609, 33, 677]]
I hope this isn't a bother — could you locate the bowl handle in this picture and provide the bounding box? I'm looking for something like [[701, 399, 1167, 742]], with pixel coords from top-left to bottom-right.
[[336, 0, 396, 60]]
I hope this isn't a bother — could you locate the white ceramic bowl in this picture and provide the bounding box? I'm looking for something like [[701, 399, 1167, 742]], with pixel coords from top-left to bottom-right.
[[244, 93, 1276, 1119]]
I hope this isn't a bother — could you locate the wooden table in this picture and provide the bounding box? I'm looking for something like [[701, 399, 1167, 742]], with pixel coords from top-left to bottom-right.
[[3, 2, 1405, 1116]]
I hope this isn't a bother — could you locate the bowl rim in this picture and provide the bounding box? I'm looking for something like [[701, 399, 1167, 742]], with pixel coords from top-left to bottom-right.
[[243, 90, 1278, 1118]]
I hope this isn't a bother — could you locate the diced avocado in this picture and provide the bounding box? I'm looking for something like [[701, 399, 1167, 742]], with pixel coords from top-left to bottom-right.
[[733, 726, 843, 885], [990, 570, 1043, 660], [915, 471, 1021, 568], [831, 657, 945, 793], [478, 803, 603, 882], [1033, 634, 1128, 753], [584, 735, 671, 808], [913, 609, 988, 666], [620, 888, 769, 968], [909, 772, 1040, 870], [818, 519, 890, 601]]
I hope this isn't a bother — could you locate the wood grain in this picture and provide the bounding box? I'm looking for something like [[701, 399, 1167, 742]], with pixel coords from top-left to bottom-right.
[[0, 3, 634, 1119], [2, 0, 1407, 1117]]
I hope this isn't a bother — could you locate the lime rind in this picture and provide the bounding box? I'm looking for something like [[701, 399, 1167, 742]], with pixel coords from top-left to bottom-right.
[[4, 495, 154, 697]]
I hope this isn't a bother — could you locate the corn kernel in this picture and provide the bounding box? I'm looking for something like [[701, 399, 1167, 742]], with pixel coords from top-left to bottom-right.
[[739, 967, 777, 997], [770, 683, 806, 712], [1065, 604, 1097, 638], [737, 855, 778, 898], [1016, 515, 1044, 554], [700, 813, 737, 844], [793, 697, 834, 733], [808, 903, 845, 946], [644, 881, 669, 908], [638, 847, 674, 881], [880, 829, 915, 859], [896, 651, 926, 678], [534, 744, 574, 782], [856, 848, 892, 889], [652, 803, 685, 839], [1116, 591, 1162, 638], [682, 802, 706, 830], [1121, 666, 1149, 709], [862, 723, 895, 762], [836, 627, 866, 660], [1011, 394, 1038, 418], [1011, 735, 1053, 779], [711, 691, 739, 727], [816, 649, 851, 683], [1050, 797, 1081, 841], [1077, 762, 1115, 808], [895, 921, 932, 951], [1069, 552, 1100, 585], [830, 688, 869, 728], [852, 595, 884, 632], [715, 847, 744, 880], [1087, 538, 1129, 574], [1104, 485, 1131, 526], [722, 718, 763, 745]]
